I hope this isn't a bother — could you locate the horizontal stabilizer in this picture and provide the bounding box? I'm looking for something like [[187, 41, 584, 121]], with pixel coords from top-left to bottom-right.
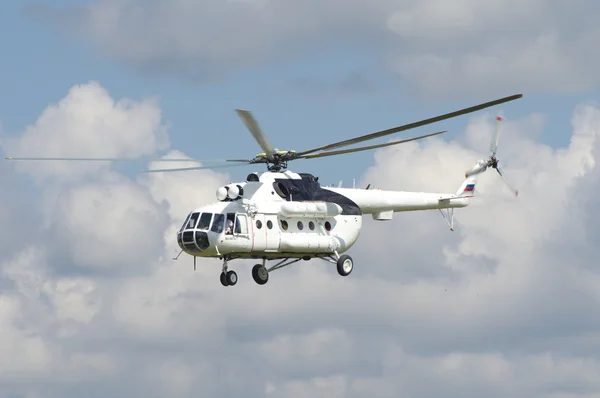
[[437, 194, 472, 202]]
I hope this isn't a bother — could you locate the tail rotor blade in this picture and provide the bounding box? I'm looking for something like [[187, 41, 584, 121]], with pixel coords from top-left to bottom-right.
[[496, 167, 518, 197], [490, 116, 503, 156]]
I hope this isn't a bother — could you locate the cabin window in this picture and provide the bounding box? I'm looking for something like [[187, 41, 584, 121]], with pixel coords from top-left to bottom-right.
[[198, 213, 212, 230], [256, 220, 262, 229], [187, 212, 199, 229], [267, 220, 273, 229], [235, 214, 248, 234], [325, 221, 331, 231], [211, 214, 225, 233], [309, 221, 315, 230], [297, 221, 304, 230], [281, 220, 288, 231]]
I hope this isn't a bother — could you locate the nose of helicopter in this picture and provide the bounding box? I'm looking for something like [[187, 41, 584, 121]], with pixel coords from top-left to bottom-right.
[[177, 229, 212, 254]]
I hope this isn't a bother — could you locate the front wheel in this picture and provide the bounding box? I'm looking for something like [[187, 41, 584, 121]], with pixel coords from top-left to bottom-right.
[[220, 272, 228, 286], [226, 270, 238, 286]]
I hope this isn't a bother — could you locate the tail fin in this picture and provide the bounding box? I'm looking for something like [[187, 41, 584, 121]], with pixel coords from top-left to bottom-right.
[[438, 167, 478, 232], [455, 174, 478, 198]]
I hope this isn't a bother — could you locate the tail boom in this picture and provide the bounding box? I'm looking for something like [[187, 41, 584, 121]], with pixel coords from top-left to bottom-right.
[[324, 168, 479, 227], [325, 186, 472, 216]]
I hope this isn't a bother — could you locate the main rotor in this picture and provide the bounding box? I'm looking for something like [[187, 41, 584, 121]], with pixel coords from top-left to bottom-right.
[[4, 94, 524, 174]]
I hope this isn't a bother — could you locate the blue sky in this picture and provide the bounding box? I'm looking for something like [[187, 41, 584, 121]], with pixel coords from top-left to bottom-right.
[[3, 2, 600, 397], [2, 0, 591, 187]]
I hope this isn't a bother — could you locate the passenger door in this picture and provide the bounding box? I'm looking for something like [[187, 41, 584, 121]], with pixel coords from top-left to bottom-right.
[[264, 214, 281, 252], [251, 213, 267, 252]]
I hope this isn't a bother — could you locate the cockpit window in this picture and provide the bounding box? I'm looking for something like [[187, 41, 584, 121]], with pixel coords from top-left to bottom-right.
[[198, 213, 212, 230], [187, 212, 199, 229], [211, 214, 225, 234], [179, 213, 191, 232]]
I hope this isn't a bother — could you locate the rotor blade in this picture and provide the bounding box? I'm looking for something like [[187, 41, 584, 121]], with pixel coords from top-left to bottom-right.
[[496, 167, 519, 197], [141, 162, 251, 173], [235, 109, 277, 158], [490, 116, 503, 156], [298, 130, 446, 160], [4, 156, 245, 163], [5, 156, 151, 162], [297, 94, 523, 156], [151, 158, 251, 163]]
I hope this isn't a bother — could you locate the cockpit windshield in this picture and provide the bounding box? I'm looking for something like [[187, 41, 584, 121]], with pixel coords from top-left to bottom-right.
[[198, 213, 212, 230], [179, 213, 191, 232], [180, 212, 200, 230], [178, 212, 238, 235]]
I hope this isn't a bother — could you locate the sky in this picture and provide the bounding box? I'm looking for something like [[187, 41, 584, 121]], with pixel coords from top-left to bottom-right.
[[1, 0, 600, 397]]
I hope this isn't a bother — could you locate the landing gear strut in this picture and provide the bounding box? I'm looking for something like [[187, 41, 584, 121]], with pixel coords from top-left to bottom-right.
[[317, 251, 354, 277], [251, 257, 303, 285]]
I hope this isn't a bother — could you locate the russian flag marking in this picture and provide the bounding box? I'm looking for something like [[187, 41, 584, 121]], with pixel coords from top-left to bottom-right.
[[464, 183, 475, 192]]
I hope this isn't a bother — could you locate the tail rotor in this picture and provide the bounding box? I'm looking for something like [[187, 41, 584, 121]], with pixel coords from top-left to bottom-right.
[[465, 116, 518, 197]]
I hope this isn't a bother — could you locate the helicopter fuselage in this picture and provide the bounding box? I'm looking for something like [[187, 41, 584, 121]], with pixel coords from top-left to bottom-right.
[[176, 170, 363, 260], [176, 169, 473, 261]]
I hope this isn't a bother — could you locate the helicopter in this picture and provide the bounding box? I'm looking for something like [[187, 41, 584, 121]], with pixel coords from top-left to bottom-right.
[[5, 94, 522, 287]]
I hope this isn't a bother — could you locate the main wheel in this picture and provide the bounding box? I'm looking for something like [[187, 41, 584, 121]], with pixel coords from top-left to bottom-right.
[[226, 270, 238, 286], [336, 254, 353, 277], [220, 272, 229, 286], [252, 264, 269, 285]]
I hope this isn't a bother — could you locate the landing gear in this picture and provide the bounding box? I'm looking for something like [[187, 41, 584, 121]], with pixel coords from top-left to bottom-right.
[[252, 263, 269, 285], [250, 258, 302, 285], [219, 257, 238, 287], [317, 251, 354, 278], [336, 254, 353, 276], [216, 253, 354, 287]]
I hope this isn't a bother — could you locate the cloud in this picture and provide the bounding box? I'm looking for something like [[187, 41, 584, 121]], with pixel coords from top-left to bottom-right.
[[1, 81, 169, 184], [2, 81, 600, 396], [385, 0, 600, 97], [45, 174, 170, 272], [29, 0, 600, 96]]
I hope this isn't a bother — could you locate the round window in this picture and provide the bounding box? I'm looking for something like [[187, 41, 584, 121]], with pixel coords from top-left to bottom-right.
[[256, 220, 262, 229], [297, 221, 304, 230], [325, 221, 331, 231], [267, 220, 273, 229], [309, 221, 315, 230], [281, 220, 288, 230]]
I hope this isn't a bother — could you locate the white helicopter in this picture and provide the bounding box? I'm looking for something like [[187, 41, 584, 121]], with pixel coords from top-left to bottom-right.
[[5, 94, 522, 287]]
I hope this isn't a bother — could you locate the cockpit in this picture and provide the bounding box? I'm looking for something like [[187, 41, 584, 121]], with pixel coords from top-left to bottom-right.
[[176, 210, 248, 254]]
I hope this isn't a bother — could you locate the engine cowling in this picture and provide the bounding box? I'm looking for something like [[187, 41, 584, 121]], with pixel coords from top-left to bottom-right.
[[465, 159, 488, 177]]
